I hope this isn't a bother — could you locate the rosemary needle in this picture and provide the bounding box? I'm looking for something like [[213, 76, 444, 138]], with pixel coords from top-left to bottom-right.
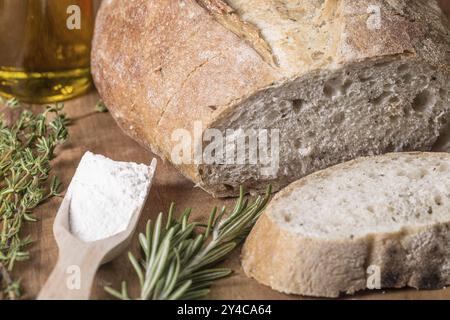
[[105, 185, 272, 300]]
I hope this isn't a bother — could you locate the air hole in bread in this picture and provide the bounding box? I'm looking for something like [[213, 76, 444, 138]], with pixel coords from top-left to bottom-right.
[[279, 100, 292, 111], [371, 91, 391, 105], [412, 90, 436, 113], [437, 163, 449, 172], [421, 168, 428, 178], [223, 184, 234, 191], [323, 82, 337, 98], [419, 75, 428, 83], [402, 157, 413, 163], [366, 206, 374, 213], [323, 76, 346, 99], [384, 83, 394, 91], [438, 115, 449, 126], [390, 96, 400, 104], [374, 60, 392, 68], [367, 172, 376, 179], [397, 170, 406, 176], [342, 79, 352, 93], [397, 63, 409, 73], [266, 110, 279, 122], [200, 165, 215, 177], [311, 51, 324, 60], [403, 104, 411, 117], [434, 195, 442, 206], [385, 127, 398, 137], [293, 140, 302, 148], [332, 112, 345, 125], [358, 74, 373, 82], [284, 215, 292, 223], [409, 168, 428, 179], [292, 99, 305, 112], [402, 73, 412, 82]]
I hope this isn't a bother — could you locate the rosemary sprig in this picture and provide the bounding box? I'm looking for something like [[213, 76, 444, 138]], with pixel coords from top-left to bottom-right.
[[0, 98, 68, 299], [105, 185, 272, 300]]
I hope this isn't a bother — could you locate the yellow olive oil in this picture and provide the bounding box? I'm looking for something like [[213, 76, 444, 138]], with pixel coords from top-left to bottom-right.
[[0, 0, 94, 103]]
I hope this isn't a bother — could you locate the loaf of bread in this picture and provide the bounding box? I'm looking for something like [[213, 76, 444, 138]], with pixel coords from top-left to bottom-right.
[[241, 152, 450, 298], [92, 0, 450, 197]]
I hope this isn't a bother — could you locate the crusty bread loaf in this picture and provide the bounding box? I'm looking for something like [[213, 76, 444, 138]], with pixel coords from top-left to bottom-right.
[[241, 152, 450, 298], [92, 0, 450, 197]]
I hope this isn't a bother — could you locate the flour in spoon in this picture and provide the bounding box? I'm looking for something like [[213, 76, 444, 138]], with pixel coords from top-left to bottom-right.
[[69, 151, 152, 242]]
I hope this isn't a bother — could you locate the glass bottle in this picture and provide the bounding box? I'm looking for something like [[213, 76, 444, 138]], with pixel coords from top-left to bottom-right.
[[0, 0, 95, 103]]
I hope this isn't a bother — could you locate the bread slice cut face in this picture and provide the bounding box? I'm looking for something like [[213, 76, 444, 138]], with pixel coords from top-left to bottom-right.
[[242, 152, 450, 298]]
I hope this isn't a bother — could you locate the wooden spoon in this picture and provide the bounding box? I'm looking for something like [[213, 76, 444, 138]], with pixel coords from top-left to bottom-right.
[[37, 159, 157, 300]]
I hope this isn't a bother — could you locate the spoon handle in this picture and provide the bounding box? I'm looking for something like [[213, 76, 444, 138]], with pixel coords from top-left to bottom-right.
[[37, 245, 104, 300]]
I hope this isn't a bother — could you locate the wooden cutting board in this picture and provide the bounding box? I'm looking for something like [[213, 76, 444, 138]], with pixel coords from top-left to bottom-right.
[[1, 90, 449, 300]]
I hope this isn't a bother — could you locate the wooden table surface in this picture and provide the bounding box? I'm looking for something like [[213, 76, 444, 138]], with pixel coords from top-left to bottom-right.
[[0, 90, 448, 300], [1, 0, 450, 300]]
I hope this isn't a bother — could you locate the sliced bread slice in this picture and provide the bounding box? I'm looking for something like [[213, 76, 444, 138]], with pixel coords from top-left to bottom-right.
[[241, 152, 450, 298]]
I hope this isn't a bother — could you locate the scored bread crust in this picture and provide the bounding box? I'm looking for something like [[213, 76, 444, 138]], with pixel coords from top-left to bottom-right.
[[241, 152, 450, 298], [91, 0, 278, 183], [92, 0, 450, 197]]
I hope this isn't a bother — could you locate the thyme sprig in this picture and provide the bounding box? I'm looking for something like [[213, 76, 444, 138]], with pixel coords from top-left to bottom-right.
[[105, 185, 272, 300], [94, 100, 108, 113], [0, 98, 68, 299]]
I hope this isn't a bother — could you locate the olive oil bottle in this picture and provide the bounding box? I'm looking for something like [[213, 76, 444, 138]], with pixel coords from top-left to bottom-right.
[[0, 0, 95, 103]]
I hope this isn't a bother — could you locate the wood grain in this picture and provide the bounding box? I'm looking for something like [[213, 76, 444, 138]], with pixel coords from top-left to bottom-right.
[[0, 90, 448, 300]]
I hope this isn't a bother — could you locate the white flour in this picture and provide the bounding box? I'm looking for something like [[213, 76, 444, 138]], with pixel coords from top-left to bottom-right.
[[69, 151, 152, 242]]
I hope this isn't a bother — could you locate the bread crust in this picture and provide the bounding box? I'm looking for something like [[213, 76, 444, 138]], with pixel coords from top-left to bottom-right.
[[92, 0, 450, 197], [91, 0, 278, 181], [241, 152, 450, 297]]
